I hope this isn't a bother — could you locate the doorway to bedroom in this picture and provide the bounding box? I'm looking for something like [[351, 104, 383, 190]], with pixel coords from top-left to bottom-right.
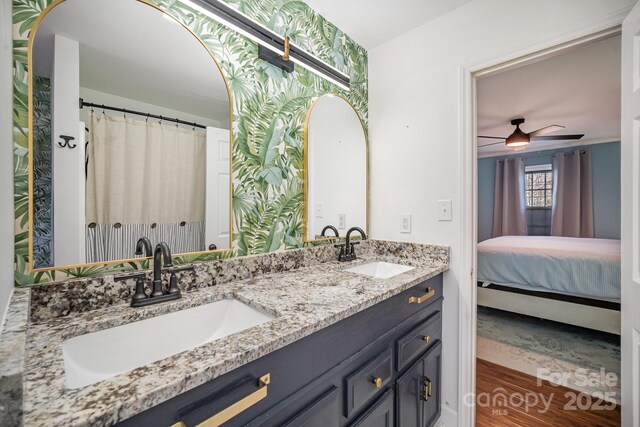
[[474, 32, 622, 427]]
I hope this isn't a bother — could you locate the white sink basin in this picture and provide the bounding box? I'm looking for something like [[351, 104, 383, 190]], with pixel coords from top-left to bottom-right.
[[345, 261, 415, 279], [62, 299, 274, 389]]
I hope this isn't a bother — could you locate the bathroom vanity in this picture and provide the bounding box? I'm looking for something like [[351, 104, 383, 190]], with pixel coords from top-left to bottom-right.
[[0, 0, 453, 426], [120, 275, 443, 427], [0, 240, 449, 426]]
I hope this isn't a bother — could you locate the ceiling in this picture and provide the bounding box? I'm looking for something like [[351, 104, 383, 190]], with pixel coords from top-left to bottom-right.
[[477, 35, 621, 158], [33, 0, 229, 124], [302, 0, 472, 50]]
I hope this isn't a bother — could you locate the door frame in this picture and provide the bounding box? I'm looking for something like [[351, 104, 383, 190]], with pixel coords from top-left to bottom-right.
[[457, 10, 630, 427]]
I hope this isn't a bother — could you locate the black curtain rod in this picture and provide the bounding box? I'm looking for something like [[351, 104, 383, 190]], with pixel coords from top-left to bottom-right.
[[79, 98, 207, 129]]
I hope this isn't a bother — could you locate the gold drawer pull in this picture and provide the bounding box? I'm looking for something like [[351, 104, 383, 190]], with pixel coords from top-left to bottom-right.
[[172, 373, 270, 427], [372, 377, 383, 388], [407, 287, 435, 304], [423, 379, 432, 402], [423, 335, 431, 344]]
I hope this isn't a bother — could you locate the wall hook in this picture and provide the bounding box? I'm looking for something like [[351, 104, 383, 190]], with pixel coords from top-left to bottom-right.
[[58, 135, 76, 149]]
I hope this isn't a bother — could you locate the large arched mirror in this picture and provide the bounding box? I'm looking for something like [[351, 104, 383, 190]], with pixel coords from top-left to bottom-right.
[[304, 95, 368, 241], [29, 0, 231, 270]]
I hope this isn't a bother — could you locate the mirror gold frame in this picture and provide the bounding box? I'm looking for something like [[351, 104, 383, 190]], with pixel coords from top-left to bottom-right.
[[302, 93, 369, 243], [27, 0, 234, 273]]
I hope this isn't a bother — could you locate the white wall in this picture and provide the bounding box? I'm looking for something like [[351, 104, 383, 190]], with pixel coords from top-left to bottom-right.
[[368, 0, 634, 422], [0, 0, 14, 329], [51, 35, 84, 266]]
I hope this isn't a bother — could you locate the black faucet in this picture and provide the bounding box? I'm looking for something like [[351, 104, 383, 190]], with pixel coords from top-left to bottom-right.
[[321, 225, 339, 238], [135, 237, 152, 257], [114, 242, 194, 307], [337, 227, 367, 262], [152, 242, 173, 297]]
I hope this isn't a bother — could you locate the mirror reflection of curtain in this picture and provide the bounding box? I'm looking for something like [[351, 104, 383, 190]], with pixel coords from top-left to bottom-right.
[[491, 158, 526, 237], [551, 150, 594, 238], [86, 113, 206, 262]]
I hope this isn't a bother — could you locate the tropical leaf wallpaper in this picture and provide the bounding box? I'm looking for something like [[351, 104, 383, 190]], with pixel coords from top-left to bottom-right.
[[31, 76, 52, 269], [11, 0, 368, 286]]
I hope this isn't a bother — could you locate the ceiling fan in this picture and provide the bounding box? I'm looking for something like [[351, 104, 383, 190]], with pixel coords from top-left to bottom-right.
[[478, 118, 584, 148]]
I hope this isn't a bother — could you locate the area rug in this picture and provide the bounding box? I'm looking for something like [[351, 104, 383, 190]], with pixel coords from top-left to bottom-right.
[[476, 306, 621, 403]]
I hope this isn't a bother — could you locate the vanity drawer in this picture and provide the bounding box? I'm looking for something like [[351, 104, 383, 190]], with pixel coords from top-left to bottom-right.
[[344, 348, 393, 417], [393, 275, 443, 323], [396, 310, 442, 372]]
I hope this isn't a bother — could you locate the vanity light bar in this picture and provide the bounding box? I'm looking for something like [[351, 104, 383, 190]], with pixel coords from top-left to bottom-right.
[[179, 0, 351, 91]]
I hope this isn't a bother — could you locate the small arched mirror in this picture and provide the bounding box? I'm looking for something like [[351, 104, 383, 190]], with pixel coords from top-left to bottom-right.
[[304, 95, 368, 241], [29, 0, 232, 270]]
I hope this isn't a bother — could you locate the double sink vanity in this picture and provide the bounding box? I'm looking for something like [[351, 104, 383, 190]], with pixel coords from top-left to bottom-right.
[[2, 1, 451, 425], [0, 240, 449, 426]]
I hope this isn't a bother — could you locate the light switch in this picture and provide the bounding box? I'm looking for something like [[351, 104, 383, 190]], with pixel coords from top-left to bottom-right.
[[438, 200, 452, 221], [338, 214, 346, 229], [314, 203, 323, 218], [400, 215, 412, 233]]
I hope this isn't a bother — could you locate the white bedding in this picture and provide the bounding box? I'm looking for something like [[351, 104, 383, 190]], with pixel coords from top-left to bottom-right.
[[477, 236, 621, 300]]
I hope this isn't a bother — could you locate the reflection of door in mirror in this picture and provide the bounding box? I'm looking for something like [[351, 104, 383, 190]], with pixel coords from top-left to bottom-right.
[[30, 0, 231, 270], [305, 95, 367, 241]]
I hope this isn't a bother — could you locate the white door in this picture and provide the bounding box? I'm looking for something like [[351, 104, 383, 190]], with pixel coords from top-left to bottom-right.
[[622, 4, 640, 425], [205, 127, 230, 250]]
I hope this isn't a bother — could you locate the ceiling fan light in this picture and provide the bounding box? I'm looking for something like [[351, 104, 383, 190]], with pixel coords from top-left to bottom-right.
[[506, 140, 529, 147], [505, 127, 529, 147]]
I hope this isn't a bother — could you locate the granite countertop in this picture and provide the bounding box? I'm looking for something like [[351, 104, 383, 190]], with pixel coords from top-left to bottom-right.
[[1, 240, 449, 426]]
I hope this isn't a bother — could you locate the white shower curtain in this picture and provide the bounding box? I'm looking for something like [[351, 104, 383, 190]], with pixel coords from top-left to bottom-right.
[[551, 150, 594, 238], [86, 113, 206, 261], [492, 157, 527, 238]]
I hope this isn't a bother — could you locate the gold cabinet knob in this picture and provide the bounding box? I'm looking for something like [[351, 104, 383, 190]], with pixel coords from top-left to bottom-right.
[[372, 377, 383, 388], [423, 335, 431, 344]]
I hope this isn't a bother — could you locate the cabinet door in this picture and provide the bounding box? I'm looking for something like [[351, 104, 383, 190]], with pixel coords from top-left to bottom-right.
[[422, 342, 442, 427], [396, 355, 423, 426], [395, 341, 442, 427], [349, 389, 394, 427], [246, 382, 340, 427], [281, 386, 339, 427]]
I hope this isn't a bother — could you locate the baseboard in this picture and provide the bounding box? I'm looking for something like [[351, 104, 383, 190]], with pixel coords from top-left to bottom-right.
[[435, 404, 458, 427]]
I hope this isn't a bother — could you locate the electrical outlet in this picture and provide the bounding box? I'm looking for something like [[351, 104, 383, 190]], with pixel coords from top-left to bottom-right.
[[438, 200, 452, 221], [314, 203, 323, 218], [400, 215, 412, 233], [338, 214, 346, 229]]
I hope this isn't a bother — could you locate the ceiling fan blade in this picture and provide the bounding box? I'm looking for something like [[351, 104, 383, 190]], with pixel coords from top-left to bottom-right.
[[478, 140, 506, 147], [531, 134, 584, 141], [477, 136, 506, 140], [527, 125, 565, 137]]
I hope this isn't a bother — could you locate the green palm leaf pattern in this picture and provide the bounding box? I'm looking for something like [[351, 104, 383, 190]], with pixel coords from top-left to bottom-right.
[[11, 0, 367, 286]]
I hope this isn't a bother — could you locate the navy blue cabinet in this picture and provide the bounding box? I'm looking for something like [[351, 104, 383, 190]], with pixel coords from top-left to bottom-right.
[[349, 389, 394, 427], [118, 274, 444, 427], [396, 342, 442, 427]]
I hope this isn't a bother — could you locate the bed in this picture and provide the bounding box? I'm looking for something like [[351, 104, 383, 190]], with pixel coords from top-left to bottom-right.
[[477, 236, 621, 334]]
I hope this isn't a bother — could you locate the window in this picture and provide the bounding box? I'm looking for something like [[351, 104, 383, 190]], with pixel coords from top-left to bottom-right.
[[525, 164, 553, 208]]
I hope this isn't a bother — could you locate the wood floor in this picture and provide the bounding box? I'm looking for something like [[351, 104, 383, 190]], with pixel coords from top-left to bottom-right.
[[476, 359, 621, 427]]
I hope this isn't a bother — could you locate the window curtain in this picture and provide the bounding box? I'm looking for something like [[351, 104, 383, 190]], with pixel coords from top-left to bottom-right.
[[491, 158, 526, 237], [551, 150, 594, 238], [86, 113, 206, 262]]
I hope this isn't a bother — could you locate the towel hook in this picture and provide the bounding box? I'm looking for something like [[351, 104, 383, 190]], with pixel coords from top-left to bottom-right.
[[58, 135, 76, 149]]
